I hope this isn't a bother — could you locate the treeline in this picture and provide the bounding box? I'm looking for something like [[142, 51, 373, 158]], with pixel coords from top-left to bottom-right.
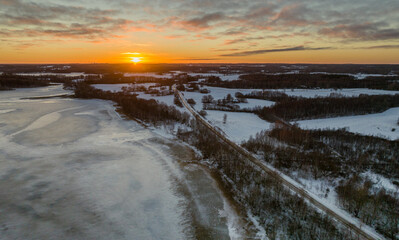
[[237, 90, 290, 102], [84, 73, 198, 85], [242, 127, 399, 239], [177, 120, 355, 239], [74, 82, 190, 124], [203, 73, 399, 90], [0, 73, 50, 90], [256, 94, 399, 121]]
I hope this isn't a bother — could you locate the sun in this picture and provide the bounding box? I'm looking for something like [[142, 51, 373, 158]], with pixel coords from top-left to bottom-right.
[[130, 57, 142, 63]]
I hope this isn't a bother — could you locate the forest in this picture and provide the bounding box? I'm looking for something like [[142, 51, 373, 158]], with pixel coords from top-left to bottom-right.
[[0, 73, 50, 90], [203, 73, 399, 90], [242, 127, 399, 239], [256, 94, 399, 121]]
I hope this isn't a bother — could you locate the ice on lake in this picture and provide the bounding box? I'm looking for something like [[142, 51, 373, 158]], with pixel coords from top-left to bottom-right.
[[0, 85, 245, 240]]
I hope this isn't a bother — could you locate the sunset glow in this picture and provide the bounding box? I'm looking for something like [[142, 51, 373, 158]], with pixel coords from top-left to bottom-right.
[[130, 57, 142, 63], [0, 0, 398, 64]]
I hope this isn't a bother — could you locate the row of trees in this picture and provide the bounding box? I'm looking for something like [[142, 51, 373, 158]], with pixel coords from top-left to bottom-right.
[[0, 73, 50, 90], [203, 73, 399, 90], [256, 94, 399, 121], [74, 82, 190, 124]]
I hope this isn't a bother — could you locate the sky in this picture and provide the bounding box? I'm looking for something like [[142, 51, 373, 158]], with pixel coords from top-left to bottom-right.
[[1, 0, 399, 64]]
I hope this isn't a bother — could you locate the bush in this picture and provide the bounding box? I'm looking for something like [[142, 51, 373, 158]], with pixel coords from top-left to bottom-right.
[[174, 94, 183, 107], [199, 110, 207, 117], [187, 98, 196, 105]]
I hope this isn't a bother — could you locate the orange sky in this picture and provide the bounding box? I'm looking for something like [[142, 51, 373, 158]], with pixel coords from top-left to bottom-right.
[[1, 0, 399, 64]]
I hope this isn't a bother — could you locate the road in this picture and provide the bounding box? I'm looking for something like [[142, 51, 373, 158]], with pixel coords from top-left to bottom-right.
[[174, 86, 384, 240]]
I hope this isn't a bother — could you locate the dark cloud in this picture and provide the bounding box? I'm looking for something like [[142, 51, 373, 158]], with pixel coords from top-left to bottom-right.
[[175, 12, 226, 30], [360, 44, 399, 49], [213, 48, 241, 52], [224, 37, 264, 45], [175, 58, 220, 61], [220, 46, 331, 57], [0, 0, 144, 41]]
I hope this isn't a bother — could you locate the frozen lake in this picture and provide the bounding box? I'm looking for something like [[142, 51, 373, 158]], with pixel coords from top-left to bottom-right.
[[0, 86, 246, 240]]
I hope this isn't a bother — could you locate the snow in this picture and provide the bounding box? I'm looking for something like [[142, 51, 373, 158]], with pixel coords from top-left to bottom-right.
[[205, 110, 272, 143], [0, 109, 16, 114], [361, 171, 399, 193], [182, 87, 275, 109], [238, 99, 275, 109], [187, 73, 241, 81], [203, 86, 264, 97], [296, 175, 338, 210], [272, 166, 384, 240], [269, 88, 399, 98], [247, 212, 268, 240], [92, 83, 157, 92], [92, 84, 275, 110], [136, 93, 176, 106], [296, 107, 399, 140]]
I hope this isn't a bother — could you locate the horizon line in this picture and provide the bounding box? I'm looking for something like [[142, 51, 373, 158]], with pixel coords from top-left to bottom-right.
[[1, 62, 399, 65]]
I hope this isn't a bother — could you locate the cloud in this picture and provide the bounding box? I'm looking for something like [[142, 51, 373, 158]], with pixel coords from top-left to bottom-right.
[[360, 44, 399, 49], [220, 46, 330, 57], [319, 22, 399, 41], [271, 3, 324, 27], [0, 0, 147, 41], [1, 0, 399, 55], [175, 58, 220, 61], [164, 35, 184, 39], [224, 37, 264, 45], [173, 12, 226, 30], [213, 48, 241, 52]]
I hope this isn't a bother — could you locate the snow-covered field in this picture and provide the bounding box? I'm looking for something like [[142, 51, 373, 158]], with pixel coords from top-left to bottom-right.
[[361, 171, 399, 193], [271, 88, 399, 98], [296, 107, 399, 140], [91, 83, 399, 141], [186, 73, 241, 81], [92, 84, 275, 110], [205, 110, 272, 143], [0, 86, 244, 240]]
